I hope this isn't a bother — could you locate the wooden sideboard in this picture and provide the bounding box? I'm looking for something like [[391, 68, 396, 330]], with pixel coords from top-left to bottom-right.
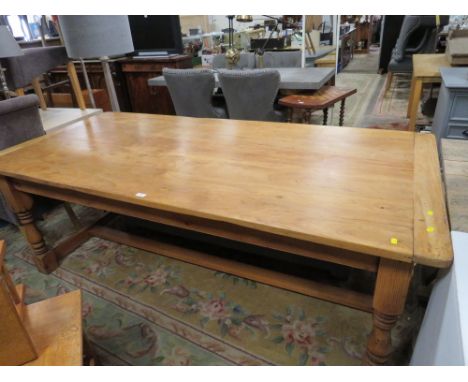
[[47, 55, 192, 114], [120, 55, 192, 114]]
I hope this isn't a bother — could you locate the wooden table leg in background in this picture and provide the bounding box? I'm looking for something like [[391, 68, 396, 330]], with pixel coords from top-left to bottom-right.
[[407, 77, 416, 118], [363, 258, 413, 365], [339, 99, 346, 126], [323, 108, 329, 125], [407, 78, 423, 132], [0, 177, 58, 273], [31, 77, 47, 111]]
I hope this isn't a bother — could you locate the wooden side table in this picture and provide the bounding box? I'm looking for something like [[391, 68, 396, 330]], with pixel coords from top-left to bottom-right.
[[279, 86, 357, 125], [407, 54, 451, 131]]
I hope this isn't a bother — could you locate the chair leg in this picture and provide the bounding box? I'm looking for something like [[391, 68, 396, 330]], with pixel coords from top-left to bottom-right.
[[32, 76, 47, 111], [15, 88, 25, 96], [67, 61, 86, 110]]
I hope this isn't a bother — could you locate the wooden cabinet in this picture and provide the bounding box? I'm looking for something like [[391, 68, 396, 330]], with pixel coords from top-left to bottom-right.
[[432, 68, 468, 153], [120, 55, 192, 114], [48, 55, 192, 114]]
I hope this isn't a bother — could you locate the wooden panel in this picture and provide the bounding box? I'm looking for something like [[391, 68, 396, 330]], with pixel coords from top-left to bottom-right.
[[91, 225, 373, 312], [0, 278, 38, 366], [413, 134, 453, 267], [0, 113, 421, 262], [11, 181, 379, 272], [23, 290, 83, 366], [121, 56, 192, 114]]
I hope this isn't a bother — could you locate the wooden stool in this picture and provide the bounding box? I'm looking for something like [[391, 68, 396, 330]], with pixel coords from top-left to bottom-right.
[[279, 86, 357, 126]]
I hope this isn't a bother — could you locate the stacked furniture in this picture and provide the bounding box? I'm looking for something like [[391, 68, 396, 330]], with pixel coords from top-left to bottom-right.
[[386, 15, 449, 94]]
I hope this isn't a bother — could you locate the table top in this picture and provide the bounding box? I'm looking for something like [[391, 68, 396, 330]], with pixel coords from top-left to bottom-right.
[[148, 67, 335, 90], [279, 86, 357, 109], [413, 53, 451, 79], [0, 113, 452, 267], [442, 139, 468, 233], [440, 67, 468, 88]]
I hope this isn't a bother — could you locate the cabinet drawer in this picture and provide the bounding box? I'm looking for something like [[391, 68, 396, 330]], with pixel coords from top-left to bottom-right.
[[450, 93, 468, 120], [447, 122, 468, 139]]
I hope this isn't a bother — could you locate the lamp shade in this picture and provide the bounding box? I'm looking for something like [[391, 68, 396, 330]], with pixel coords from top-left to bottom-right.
[[58, 16, 134, 59], [0, 26, 23, 58]]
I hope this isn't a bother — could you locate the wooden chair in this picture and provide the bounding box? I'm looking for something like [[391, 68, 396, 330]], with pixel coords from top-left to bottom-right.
[[3, 46, 85, 110], [0, 240, 83, 366]]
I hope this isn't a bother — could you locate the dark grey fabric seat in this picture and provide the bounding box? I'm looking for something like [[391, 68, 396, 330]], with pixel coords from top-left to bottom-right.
[[217, 69, 285, 122], [0, 95, 45, 224], [262, 51, 302, 68], [163, 68, 227, 119]]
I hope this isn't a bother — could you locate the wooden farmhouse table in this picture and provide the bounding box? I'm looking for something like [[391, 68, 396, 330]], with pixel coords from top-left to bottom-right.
[[0, 113, 453, 365]]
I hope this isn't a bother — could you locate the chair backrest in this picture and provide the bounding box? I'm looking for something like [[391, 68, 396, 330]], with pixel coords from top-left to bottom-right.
[[3, 46, 68, 89], [163, 68, 220, 118], [212, 53, 256, 69], [262, 51, 302, 68], [218, 69, 280, 121], [392, 15, 449, 62], [0, 94, 45, 150]]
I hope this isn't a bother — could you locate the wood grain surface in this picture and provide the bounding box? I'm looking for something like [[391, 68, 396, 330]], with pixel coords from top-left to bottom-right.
[[279, 86, 357, 109], [0, 113, 452, 266]]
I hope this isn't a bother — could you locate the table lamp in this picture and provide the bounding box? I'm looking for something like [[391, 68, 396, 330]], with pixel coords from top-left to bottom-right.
[[58, 16, 134, 111], [0, 26, 24, 99]]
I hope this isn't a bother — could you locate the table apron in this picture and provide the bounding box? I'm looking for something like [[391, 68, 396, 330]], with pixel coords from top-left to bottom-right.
[[10, 178, 378, 273]]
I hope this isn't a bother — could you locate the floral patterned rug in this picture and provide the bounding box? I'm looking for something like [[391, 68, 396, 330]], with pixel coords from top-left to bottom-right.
[[0, 205, 419, 365]]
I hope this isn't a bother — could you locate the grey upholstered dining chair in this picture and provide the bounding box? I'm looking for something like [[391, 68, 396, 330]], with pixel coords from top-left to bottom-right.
[[2, 46, 84, 110], [163, 68, 227, 118], [262, 51, 302, 68], [0, 94, 79, 226], [217, 69, 285, 122]]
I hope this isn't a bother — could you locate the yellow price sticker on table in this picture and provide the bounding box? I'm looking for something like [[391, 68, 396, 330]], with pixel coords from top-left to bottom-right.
[[390, 237, 398, 245], [426, 226, 435, 233], [427, 210, 434, 216]]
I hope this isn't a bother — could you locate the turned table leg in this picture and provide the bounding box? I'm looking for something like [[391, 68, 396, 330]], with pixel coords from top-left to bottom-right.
[[0, 177, 58, 273], [287, 108, 293, 123], [363, 258, 413, 365], [322, 108, 329, 125], [339, 99, 346, 126]]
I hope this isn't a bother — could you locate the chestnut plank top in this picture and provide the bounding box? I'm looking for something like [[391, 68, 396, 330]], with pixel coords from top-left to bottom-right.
[[0, 113, 452, 267]]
